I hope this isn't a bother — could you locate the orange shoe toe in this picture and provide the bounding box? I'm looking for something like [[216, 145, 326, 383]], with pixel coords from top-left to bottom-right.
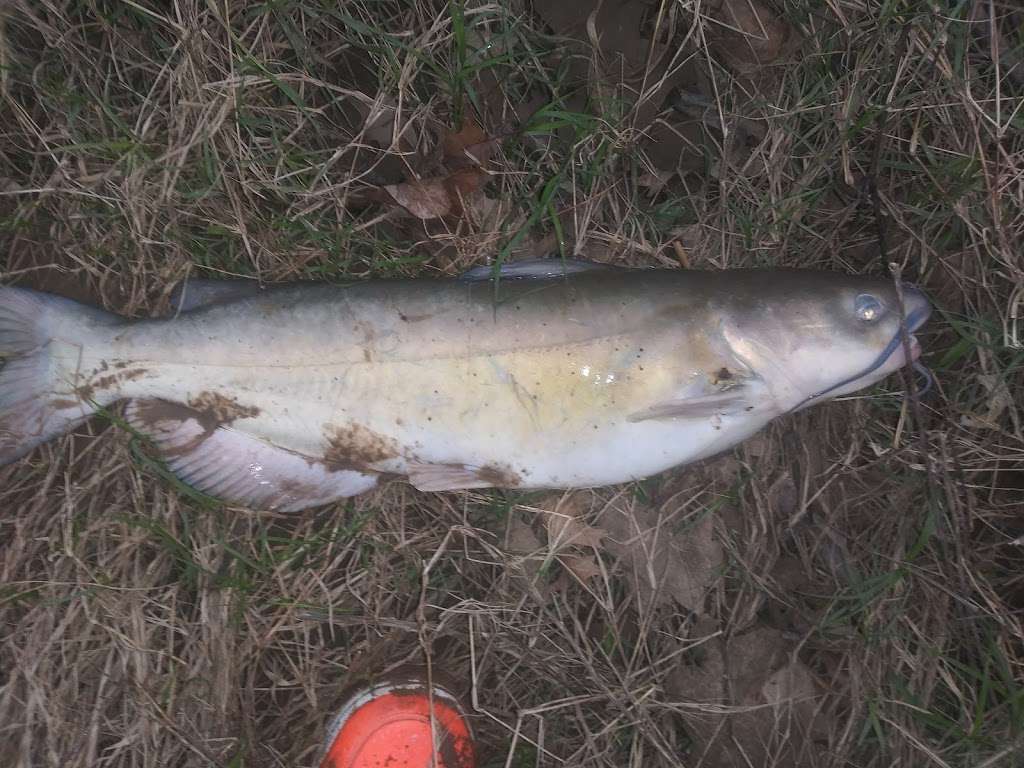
[[319, 679, 476, 768]]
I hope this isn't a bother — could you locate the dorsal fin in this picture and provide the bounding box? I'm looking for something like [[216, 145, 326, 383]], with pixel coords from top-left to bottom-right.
[[458, 258, 622, 282], [166, 278, 267, 314]]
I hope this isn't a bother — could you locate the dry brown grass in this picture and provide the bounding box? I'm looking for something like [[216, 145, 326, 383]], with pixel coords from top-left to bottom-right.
[[1, 1, 1022, 766]]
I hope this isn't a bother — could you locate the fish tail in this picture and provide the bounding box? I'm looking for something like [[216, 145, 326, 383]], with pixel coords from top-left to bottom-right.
[[0, 285, 120, 466]]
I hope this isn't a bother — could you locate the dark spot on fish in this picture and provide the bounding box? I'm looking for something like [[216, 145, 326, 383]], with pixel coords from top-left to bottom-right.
[[113, 361, 131, 369], [322, 423, 400, 472], [355, 321, 376, 341], [398, 311, 433, 323], [187, 391, 260, 424], [475, 463, 521, 488], [363, 348, 372, 362], [716, 367, 732, 381], [50, 398, 80, 410]]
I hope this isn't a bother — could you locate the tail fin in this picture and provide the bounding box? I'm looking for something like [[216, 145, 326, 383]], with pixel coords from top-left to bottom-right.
[[0, 285, 120, 466]]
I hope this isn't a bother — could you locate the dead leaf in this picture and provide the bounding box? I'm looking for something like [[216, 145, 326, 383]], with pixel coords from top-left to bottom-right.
[[599, 499, 723, 613], [666, 623, 832, 767], [760, 660, 820, 710], [640, 118, 707, 176], [441, 119, 497, 169], [707, 0, 798, 75], [383, 177, 454, 220], [506, 512, 544, 586], [636, 168, 672, 197], [534, 0, 707, 126], [334, 92, 414, 185], [765, 554, 820, 635], [960, 373, 1016, 431], [669, 615, 725, 693], [535, 0, 649, 69], [545, 495, 606, 550], [767, 472, 798, 520], [442, 120, 487, 155], [382, 167, 489, 220], [507, 514, 542, 552], [349, 95, 400, 149], [559, 553, 604, 583], [372, 120, 495, 221]]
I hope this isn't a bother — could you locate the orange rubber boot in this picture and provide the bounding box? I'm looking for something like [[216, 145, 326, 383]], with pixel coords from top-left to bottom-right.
[[318, 676, 477, 768]]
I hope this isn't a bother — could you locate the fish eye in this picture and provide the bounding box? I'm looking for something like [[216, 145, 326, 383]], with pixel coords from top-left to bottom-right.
[[855, 294, 884, 322]]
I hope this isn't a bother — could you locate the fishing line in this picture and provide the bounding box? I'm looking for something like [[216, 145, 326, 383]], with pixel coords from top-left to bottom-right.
[[912, 361, 933, 398]]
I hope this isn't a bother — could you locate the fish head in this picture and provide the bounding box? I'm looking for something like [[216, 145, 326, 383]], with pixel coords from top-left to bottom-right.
[[716, 272, 932, 412]]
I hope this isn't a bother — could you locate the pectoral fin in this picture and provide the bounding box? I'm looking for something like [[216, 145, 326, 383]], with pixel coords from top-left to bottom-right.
[[626, 391, 753, 423]]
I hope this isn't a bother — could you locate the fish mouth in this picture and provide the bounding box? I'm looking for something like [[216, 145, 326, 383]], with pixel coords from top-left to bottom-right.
[[800, 287, 932, 406], [876, 296, 931, 369], [908, 334, 922, 361]]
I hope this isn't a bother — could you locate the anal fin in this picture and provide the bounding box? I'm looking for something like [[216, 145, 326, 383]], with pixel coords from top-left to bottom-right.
[[125, 399, 378, 511], [406, 462, 501, 492]]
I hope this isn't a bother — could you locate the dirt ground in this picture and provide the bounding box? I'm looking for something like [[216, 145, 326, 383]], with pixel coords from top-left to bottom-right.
[[1, 1, 1022, 766]]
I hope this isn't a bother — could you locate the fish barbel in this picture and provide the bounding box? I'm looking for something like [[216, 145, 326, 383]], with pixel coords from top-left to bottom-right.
[[0, 261, 931, 511]]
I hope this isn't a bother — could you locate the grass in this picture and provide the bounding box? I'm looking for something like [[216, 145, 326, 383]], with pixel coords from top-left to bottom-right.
[[1, 0, 1023, 766]]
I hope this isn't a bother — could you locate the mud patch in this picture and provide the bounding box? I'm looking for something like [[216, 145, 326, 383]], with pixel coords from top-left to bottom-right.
[[277, 478, 322, 496], [187, 391, 260, 424], [128, 398, 217, 457], [129, 393, 260, 459], [273, 477, 329, 508], [75, 367, 149, 402], [323, 422, 400, 471], [475, 463, 521, 488]]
